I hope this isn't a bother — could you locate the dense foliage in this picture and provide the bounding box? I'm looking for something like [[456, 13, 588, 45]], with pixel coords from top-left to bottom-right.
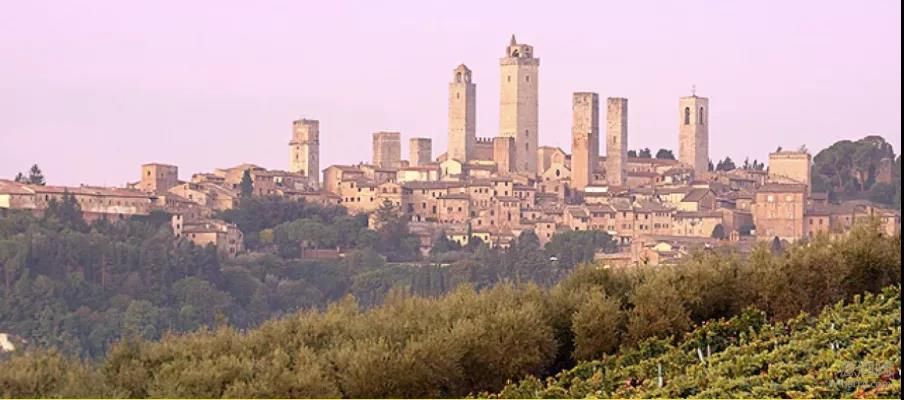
[[0, 197, 619, 359], [490, 286, 901, 398], [811, 135, 901, 208], [0, 220, 898, 398]]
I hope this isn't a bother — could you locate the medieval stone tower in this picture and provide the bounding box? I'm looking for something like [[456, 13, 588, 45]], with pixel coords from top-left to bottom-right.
[[499, 35, 539, 175], [606, 98, 628, 187], [448, 64, 476, 162], [409, 137, 432, 166], [373, 131, 401, 169], [290, 119, 320, 187], [678, 94, 709, 177], [571, 92, 599, 190]]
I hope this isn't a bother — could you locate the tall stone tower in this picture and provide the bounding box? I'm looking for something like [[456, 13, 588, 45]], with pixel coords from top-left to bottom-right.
[[448, 64, 476, 162], [373, 131, 401, 169], [409, 138, 432, 166], [571, 92, 599, 190], [290, 119, 320, 187], [678, 94, 709, 177], [606, 98, 628, 187], [499, 35, 539, 175]]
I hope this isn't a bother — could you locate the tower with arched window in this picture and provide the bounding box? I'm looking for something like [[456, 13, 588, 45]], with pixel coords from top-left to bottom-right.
[[499, 35, 540, 175], [448, 64, 476, 162], [678, 93, 709, 177]]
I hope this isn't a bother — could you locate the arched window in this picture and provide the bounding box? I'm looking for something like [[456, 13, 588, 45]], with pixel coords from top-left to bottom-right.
[[699, 107, 705, 125], [684, 107, 691, 125]]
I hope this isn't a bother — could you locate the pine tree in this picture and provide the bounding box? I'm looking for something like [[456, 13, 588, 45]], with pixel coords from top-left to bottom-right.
[[27, 164, 45, 185], [239, 169, 254, 198]]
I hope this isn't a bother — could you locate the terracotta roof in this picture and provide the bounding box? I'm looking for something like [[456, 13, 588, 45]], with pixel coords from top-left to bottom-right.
[[675, 211, 723, 219], [757, 183, 807, 193], [441, 193, 470, 200], [0, 180, 34, 195], [681, 188, 713, 202]]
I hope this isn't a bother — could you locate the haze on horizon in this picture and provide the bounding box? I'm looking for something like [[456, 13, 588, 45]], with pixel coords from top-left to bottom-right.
[[1, 0, 900, 186]]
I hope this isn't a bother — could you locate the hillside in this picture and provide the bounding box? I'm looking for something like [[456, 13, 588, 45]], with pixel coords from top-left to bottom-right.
[[490, 286, 901, 399]]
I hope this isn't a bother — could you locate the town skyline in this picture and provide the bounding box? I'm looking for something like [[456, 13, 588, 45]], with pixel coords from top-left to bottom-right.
[[2, 0, 901, 186]]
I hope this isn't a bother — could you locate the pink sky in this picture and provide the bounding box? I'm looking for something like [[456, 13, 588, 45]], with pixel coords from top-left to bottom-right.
[[1, 0, 900, 186]]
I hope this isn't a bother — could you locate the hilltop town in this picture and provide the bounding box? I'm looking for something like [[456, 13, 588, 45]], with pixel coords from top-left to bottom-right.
[[0, 35, 899, 266]]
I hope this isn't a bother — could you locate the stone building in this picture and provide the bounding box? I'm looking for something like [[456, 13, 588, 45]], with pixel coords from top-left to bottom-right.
[[768, 149, 811, 194], [499, 35, 539, 174], [493, 136, 516, 174], [289, 119, 320, 188], [571, 92, 599, 190], [606, 97, 628, 187], [678, 93, 709, 178], [537, 146, 568, 175], [409, 137, 432, 166], [139, 163, 179, 194], [448, 64, 476, 162], [372, 131, 401, 169], [171, 215, 244, 258], [752, 183, 807, 241], [0, 179, 153, 222]]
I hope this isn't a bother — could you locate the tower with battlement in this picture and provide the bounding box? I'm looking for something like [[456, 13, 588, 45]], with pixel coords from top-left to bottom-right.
[[571, 92, 599, 190], [290, 119, 320, 187], [499, 35, 540, 175], [606, 98, 628, 187], [448, 65, 476, 162], [678, 93, 709, 178]]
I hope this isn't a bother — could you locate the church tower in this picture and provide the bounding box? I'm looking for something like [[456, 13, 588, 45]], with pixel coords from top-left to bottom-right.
[[678, 92, 709, 177], [571, 92, 599, 190], [290, 119, 319, 188], [448, 64, 476, 162], [499, 35, 539, 175]]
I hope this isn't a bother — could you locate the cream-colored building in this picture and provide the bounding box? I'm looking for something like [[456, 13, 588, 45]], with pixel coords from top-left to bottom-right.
[[768, 149, 811, 194], [172, 215, 244, 258], [752, 183, 807, 241]]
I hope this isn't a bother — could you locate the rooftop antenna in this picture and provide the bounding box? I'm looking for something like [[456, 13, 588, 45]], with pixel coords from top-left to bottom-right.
[[691, 84, 697, 96]]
